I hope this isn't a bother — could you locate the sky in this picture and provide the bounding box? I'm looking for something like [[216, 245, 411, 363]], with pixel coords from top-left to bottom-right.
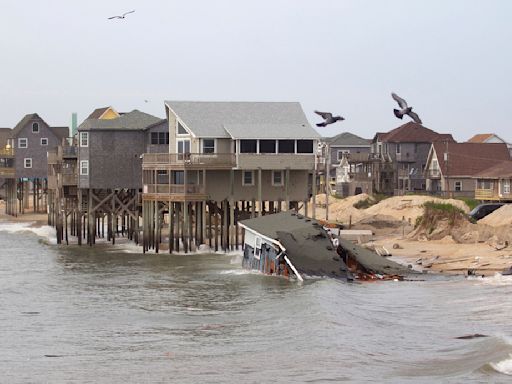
[[1, 0, 511, 141]]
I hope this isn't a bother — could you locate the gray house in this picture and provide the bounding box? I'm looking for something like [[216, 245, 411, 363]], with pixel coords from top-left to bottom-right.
[[78, 109, 166, 189], [47, 107, 167, 245], [371, 122, 455, 194], [142, 101, 320, 253], [3, 114, 68, 214]]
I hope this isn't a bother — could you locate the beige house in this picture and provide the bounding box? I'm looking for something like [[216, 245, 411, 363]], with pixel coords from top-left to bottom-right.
[[474, 160, 512, 201], [424, 142, 511, 197], [141, 101, 320, 253]]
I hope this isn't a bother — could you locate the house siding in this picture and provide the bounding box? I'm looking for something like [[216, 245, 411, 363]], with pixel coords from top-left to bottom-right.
[[79, 130, 145, 189], [14, 117, 60, 178]]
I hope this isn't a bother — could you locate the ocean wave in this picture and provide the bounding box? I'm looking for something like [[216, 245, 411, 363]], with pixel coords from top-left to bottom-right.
[[0, 221, 57, 244], [468, 273, 512, 286], [488, 354, 512, 375]]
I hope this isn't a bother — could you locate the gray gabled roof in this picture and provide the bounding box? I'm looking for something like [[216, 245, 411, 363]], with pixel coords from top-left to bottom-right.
[[328, 132, 371, 146], [50, 127, 70, 141], [240, 211, 321, 240], [224, 123, 319, 140], [165, 101, 320, 139], [12, 113, 41, 136], [78, 110, 165, 131]]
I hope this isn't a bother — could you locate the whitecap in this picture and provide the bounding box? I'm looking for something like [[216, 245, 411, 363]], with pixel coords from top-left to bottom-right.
[[490, 353, 512, 375], [0, 222, 57, 244]]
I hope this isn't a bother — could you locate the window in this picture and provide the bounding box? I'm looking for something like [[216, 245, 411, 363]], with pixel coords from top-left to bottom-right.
[[278, 140, 294, 153], [80, 132, 89, 147], [173, 171, 184, 184], [32, 122, 39, 133], [337, 150, 350, 160], [259, 140, 276, 154], [40, 138, 48, 146], [177, 122, 188, 135], [80, 160, 89, 175], [18, 138, 28, 148], [297, 140, 314, 153], [151, 132, 169, 145], [242, 170, 254, 186], [254, 236, 262, 259], [272, 171, 283, 186], [24, 158, 32, 168], [454, 181, 462, 192], [203, 139, 215, 153], [396, 144, 401, 154], [240, 140, 257, 153], [503, 180, 511, 194]]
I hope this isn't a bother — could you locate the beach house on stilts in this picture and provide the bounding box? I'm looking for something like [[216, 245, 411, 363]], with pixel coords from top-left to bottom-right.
[[141, 101, 320, 253]]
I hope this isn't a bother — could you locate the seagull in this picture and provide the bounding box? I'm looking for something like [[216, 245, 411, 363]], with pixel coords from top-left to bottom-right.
[[391, 93, 422, 124], [108, 10, 135, 20], [314, 110, 345, 127]]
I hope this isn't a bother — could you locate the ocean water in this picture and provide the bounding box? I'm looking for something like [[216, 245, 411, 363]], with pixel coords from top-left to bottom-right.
[[0, 223, 511, 383]]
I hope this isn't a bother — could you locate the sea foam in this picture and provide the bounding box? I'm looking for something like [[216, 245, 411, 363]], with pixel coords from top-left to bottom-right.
[[490, 354, 512, 375], [0, 221, 57, 245]]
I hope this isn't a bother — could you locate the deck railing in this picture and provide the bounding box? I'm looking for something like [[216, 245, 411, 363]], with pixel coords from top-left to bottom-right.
[[475, 189, 495, 200], [0, 148, 14, 157], [143, 153, 236, 168], [144, 183, 205, 195]]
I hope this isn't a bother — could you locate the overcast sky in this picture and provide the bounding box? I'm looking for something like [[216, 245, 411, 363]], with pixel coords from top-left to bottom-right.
[[1, 0, 511, 141]]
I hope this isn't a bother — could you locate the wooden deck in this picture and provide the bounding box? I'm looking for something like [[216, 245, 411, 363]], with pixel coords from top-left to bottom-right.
[[143, 153, 236, 170]]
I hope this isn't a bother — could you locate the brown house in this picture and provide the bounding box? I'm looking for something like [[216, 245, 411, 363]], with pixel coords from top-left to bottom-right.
[[425, 142, 511, 197], [474, 160, 512, 201]]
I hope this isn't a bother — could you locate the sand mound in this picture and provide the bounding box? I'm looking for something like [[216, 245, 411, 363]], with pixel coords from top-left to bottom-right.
[[361, 196, 469, 223], [328, 194, 370, 224], [479, 204, 512, 227]]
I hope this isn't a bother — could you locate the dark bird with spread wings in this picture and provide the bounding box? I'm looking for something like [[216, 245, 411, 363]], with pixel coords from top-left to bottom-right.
[[108, 10, 135, 20], [391, 93, 422, 124], [314, 110, 345, 127]]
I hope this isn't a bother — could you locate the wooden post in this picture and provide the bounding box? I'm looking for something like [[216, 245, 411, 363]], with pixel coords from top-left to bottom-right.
[[285, 168, 290, 211], [169, 201, 174, 253], [77, 190, 82, 246], [257, 168, 262, 217]]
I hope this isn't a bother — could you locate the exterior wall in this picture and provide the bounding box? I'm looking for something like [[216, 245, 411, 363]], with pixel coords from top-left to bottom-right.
[[205, 169, 309, 202], [238, 154, 315, 170], [14, 117, 60, 178], [389, 142, 431, 192], [215, 138, 232, 153], [145, 121, 169, 154], [79, 130, 145, 189]]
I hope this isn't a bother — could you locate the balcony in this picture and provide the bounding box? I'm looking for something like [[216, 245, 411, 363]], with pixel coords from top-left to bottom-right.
[[143, 153, 236, 170], [142, 183, 207, 201], [395, 152, 416, 162], [62, 146, 77, 158], [475, 188, 496, 200], [0, 148, 14, 158]]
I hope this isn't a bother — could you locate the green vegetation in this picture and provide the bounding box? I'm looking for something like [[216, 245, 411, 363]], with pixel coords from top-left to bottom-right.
[[415, 201, 467, 234], [455, 197, 479, 211], [353, 194, 389, 209]]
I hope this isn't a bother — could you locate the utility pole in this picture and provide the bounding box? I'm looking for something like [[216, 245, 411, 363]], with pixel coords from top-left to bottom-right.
[[325, 143, 329, 221]]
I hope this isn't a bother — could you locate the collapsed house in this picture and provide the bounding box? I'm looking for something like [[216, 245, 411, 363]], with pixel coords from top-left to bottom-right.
[[239, 211, 417, 282]]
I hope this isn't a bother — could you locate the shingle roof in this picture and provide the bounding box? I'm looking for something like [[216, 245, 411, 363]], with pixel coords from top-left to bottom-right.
[[328, 132, 371, 146], [467, 133, 494, 143], [473, 160, 512, 179], [87, 107, 111, 119], [223, 123, 318, 140], [12, 113, 40, 136], [165, 101, 319, 139], [432, 142, 511, 177], [78, 110, 165, 131], [377, 122, 455, 143], [50, 127, 69, 141]]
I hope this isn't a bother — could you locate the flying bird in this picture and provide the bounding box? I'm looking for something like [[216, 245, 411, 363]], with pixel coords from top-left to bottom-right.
[[314, 110, 345, 127], [391, 93, 422, 124], [108, 10, 135, 20]]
